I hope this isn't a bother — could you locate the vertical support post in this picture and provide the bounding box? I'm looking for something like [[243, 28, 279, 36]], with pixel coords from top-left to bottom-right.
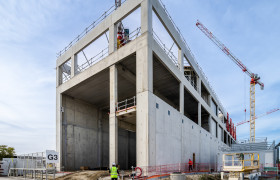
[[197, 77, 201, 95], [178, 49, 184, 72], [56, 93, 63, 171], [209, 115, 212, 135], [56, 65, 61, 87], [198, 103, 201, 126], [109, 24, 117, 54], [208, 95, 212, 107], [141, 0, 152, 34], [98, 110, 103, 167], [71, 54, 77, 78], [109, 65, 118, 167], [179, 82, 184, 115], [136, 44, 154, 168]]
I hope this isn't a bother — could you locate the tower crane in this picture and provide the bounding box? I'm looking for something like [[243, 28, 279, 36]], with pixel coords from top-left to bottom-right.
[[196, 20, 264, 142], [236, 108, 279, 126]]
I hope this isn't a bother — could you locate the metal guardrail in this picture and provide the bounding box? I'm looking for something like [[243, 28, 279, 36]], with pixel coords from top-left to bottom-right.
[[56, 0, 127, 57], [152, 30, 179, 67], [158, 0, 227, 115], [116, 96, 136, 112], [134, 162, 217, 178], [77, 47, 109, 73], [185, 75, 198, 91], [8, 152, 56, 179]]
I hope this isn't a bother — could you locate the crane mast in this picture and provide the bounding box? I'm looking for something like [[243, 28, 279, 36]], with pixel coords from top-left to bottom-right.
[[196, 20, 264, 142]]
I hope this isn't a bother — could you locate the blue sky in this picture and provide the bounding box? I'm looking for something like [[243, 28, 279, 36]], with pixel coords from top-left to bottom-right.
[[0, 0, 279, 154]]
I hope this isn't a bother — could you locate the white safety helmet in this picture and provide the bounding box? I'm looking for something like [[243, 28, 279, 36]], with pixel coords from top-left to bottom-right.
[[112, 162, 116, 166]]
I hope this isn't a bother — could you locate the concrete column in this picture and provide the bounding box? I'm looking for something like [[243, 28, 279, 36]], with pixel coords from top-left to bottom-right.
[[141, 0, 152, 34], [209, 115, 212, 135], [109, 24, 117, 54], [109, 65, 118, 167], [197, 77, 201, 95], [71, 54, 77, 78], [56, 66, 61, 87], [208, 95, 212, 107], [198, 103, 201, 126], [97, 110, 103, 167], [136, 45, 154, 167], [56, 92, 62, 171], [136, 46, 153, 93], [178, 49, 184, 72], [179, 82, 184, 114]]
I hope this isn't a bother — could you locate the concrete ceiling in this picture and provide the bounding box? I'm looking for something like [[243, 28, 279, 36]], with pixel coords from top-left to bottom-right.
[[153, 55, 180, 110], [63, 54, 137, 109]]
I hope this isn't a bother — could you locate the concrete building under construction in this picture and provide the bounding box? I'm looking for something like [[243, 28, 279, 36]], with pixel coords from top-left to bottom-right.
[[56, 0, 236, 171]]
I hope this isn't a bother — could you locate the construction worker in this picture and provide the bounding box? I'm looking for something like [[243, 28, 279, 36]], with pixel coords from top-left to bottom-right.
[[188, 159, 193, 171], [109, 162, 119, 180]]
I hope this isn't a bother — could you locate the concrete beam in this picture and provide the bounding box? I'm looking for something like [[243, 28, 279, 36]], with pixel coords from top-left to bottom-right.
[[56, 0, 142, 67], [57, 32, 149, 94], [118, 120, 136, 132], [116, 64, 136, 84], [109, 65, 118, 167]]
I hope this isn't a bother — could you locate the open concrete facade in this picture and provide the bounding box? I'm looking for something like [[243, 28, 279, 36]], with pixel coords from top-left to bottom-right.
[[56, 0, 235, 170]]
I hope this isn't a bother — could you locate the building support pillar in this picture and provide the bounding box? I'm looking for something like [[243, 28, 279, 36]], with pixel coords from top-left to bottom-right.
[[178, 49, 184, 72], [56, 92, 62, 171], [198, 103, 201, 126], [109, 65, 118, 167], [141, 0, 153, 34], [179, 83, 184, 115], [71, 54, 77, 78], [197, 77, 201, 95], [209, 115, 212, 135], [109, 24, 117, 54]]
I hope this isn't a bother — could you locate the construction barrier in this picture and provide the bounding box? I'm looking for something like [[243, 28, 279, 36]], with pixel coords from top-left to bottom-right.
[[132, 163, 217, 179]]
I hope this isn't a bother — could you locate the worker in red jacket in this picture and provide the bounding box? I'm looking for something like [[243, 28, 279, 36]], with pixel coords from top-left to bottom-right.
[[188, 159, 193, 171]]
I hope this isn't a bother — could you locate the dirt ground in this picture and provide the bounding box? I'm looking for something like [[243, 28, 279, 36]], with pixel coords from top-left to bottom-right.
[[55, 170, 134, 180], [55, 170, 110, 180]]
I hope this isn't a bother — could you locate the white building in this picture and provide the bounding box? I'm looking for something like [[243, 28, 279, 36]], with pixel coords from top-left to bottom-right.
[[56, 0, 235, 171]]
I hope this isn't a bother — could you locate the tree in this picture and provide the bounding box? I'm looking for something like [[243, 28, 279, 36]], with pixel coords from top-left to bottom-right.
[[0, 145, 15, 160]]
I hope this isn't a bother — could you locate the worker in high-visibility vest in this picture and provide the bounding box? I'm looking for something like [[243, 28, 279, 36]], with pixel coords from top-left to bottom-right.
[[109, 162, 119, 180], [188, 159, 193, 171]]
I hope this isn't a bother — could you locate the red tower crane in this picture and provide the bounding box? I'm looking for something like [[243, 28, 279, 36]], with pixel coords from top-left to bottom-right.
[[196, 20, 264, 142], [236, 108, 279, 126]]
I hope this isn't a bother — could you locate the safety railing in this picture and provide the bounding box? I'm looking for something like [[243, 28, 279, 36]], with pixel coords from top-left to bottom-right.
[[61, 72, 71, 84], [158, 0, 227, 115], [60, 60, 71, 84], [57, 0, 127, 57], [133, 162, 217, 179], [116, 96, 136, 112], [152, 30, 179, 68], [185, 75, 198, 91], [77, 46, 109, 73], [115, 27, 141, 49], [8, 152, 57, 179]]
